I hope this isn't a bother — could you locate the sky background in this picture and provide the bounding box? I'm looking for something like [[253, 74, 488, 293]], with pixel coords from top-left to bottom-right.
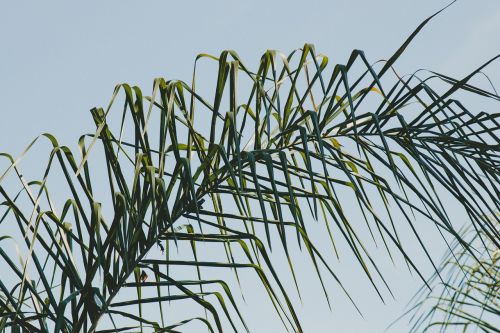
[[1, 1, 499, 332]]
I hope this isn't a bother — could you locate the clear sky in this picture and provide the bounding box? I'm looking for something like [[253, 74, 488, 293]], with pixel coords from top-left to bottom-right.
[[1, 1, 499, 332]]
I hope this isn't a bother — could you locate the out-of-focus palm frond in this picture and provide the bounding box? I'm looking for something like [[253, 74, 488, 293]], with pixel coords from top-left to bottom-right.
[[404, 215, 499, 333]]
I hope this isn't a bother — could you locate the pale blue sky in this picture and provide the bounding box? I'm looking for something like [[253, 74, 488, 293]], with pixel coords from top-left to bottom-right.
[[0, 1, 499, 332]]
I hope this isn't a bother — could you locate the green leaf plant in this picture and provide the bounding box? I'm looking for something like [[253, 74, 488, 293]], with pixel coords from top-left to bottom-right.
[[0, 5, 498, 332], [401, 215, 499, 333]]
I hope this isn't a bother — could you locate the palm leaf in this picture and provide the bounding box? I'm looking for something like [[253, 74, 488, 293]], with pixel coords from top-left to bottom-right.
[[0, 8, 499, 332], [401, 215, 499, 333]]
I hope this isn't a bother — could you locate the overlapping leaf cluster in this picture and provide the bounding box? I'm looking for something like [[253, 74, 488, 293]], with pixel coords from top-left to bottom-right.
[[0, 12, 499, 333]]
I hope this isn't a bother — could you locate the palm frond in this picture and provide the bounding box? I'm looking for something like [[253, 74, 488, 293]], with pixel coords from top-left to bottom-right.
[[404, 215, 499, 333], [0, 9, 499, 332]]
